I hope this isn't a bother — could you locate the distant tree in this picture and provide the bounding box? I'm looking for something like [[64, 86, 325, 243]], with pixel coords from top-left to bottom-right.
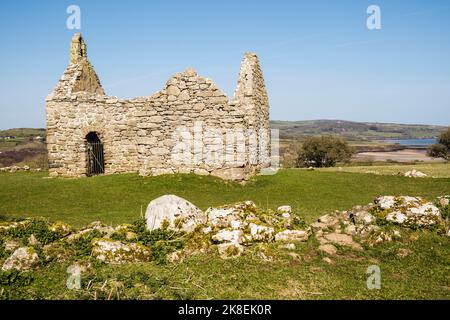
[[296, 135, 354, 168], [428, 127, 450, 160]]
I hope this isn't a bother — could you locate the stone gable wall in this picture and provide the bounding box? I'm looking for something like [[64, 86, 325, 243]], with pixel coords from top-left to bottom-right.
[[46, 34, 270, 180]]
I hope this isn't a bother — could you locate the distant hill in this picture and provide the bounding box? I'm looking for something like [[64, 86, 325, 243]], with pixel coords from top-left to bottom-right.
[[1, 122, 447, 142], [270, 120, 447, 141], [0, 128, 45, 139]]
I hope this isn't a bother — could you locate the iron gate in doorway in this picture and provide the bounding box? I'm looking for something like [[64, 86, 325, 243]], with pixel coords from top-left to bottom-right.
[[86, 132, 104, 176]]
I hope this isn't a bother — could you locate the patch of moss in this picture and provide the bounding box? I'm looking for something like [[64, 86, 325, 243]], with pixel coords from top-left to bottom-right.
[[63, 229, 103, 259], [132, 218, 184, 265], [6, 218, 61, 246]]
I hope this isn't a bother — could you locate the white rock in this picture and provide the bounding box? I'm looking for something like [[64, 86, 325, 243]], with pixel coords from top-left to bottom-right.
[[279, 243, 296, 250], [212, 229, 243, 244], [249, 223, 275, 242], [230, 219, 243, 229], [344, 224, 357, 235], [2, 247, 39, 271], [376, 196, 396, 209], [4, 239, 20, 252], [91, 239, 151, 264], [318, 214, 336, 224], [400, 196, 421, 206], [438, 196, 449, 207], [277, 206, 292, 215], [202, 226, 212, 234], [167, 251, 183, 264], [275, 230, 309, 242], [281, 212, 291, 219], [318, 244, 337, 256], [206, 207, 236, 227], [386, 211, 408, 224], [409, 203, 440, 216], [404, 170, 427, 178], [28, 234, 41, 247], [145, 195, 206, 233]]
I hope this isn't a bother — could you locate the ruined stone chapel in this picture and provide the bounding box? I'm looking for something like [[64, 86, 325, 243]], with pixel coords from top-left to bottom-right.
[[46, 33, 271, 180]]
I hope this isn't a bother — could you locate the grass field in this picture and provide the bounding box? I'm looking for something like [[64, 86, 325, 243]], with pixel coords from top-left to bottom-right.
[[0, 169, 449, 300], [319, 162, 450, 178], [0, 169, 449, 227], [7, 229, 448, 300]]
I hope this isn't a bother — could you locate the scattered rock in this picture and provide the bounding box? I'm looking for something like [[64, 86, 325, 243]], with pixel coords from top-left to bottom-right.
[[28, 234, 41, 247], [49, 222, 72, 236], [66, 223, 114, 243], [166, 250, 183, 264], [275, 229, 309, 242], [404, 170, 427, 178], [92, 239, 151, 264], [386, 211, 408, 224], [438, 196, 449, 207], [2, 247, 39, 271], [212, 229, 244, 244], [257, 251, 273, 262], [4, 239, 20, 252], [375, 196, 396, 210], [277, 206, 292, 218], [322, 233, 363, 251], [322, 257, 333, 264], [318, 244, 337, 256], [375, 196, 442, 227], [249, 223, 275, 242], [0, 166, 43, 173]]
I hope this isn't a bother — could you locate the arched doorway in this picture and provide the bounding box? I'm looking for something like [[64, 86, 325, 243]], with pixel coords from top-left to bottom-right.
[[86, 132, 105, 176]]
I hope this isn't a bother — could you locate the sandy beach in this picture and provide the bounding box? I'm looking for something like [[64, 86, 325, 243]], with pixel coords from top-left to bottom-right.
[[354, 149, 446, 163]]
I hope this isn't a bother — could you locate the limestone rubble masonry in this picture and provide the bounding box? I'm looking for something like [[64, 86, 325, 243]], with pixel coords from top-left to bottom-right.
[[46, 33, 271, 180]]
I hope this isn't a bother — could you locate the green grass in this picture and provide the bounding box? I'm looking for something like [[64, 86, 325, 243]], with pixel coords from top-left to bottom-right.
[[3, 229, 449, 300], [319, 163, 450, 178], [0, 169, 449, 227], [0, 169, 449, 300]]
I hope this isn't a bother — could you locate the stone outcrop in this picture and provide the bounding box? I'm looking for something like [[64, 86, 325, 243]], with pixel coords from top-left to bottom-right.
[[46, 33, 271, 180], [1, 195, 447, 270]]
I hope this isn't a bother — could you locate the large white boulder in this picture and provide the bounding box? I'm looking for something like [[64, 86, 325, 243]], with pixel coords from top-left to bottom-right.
[[145, 195, 206, 233]]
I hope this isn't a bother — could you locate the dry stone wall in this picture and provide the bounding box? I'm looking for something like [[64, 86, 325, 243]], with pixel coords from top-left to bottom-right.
[[46, 33, 271, 180]]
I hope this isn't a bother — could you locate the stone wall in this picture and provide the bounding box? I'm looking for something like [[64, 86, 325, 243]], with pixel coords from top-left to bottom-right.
[[46, 33, 271, 180]]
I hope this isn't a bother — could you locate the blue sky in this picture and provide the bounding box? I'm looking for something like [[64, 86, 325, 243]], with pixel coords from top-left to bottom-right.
[[0, 0, 449, 129]]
